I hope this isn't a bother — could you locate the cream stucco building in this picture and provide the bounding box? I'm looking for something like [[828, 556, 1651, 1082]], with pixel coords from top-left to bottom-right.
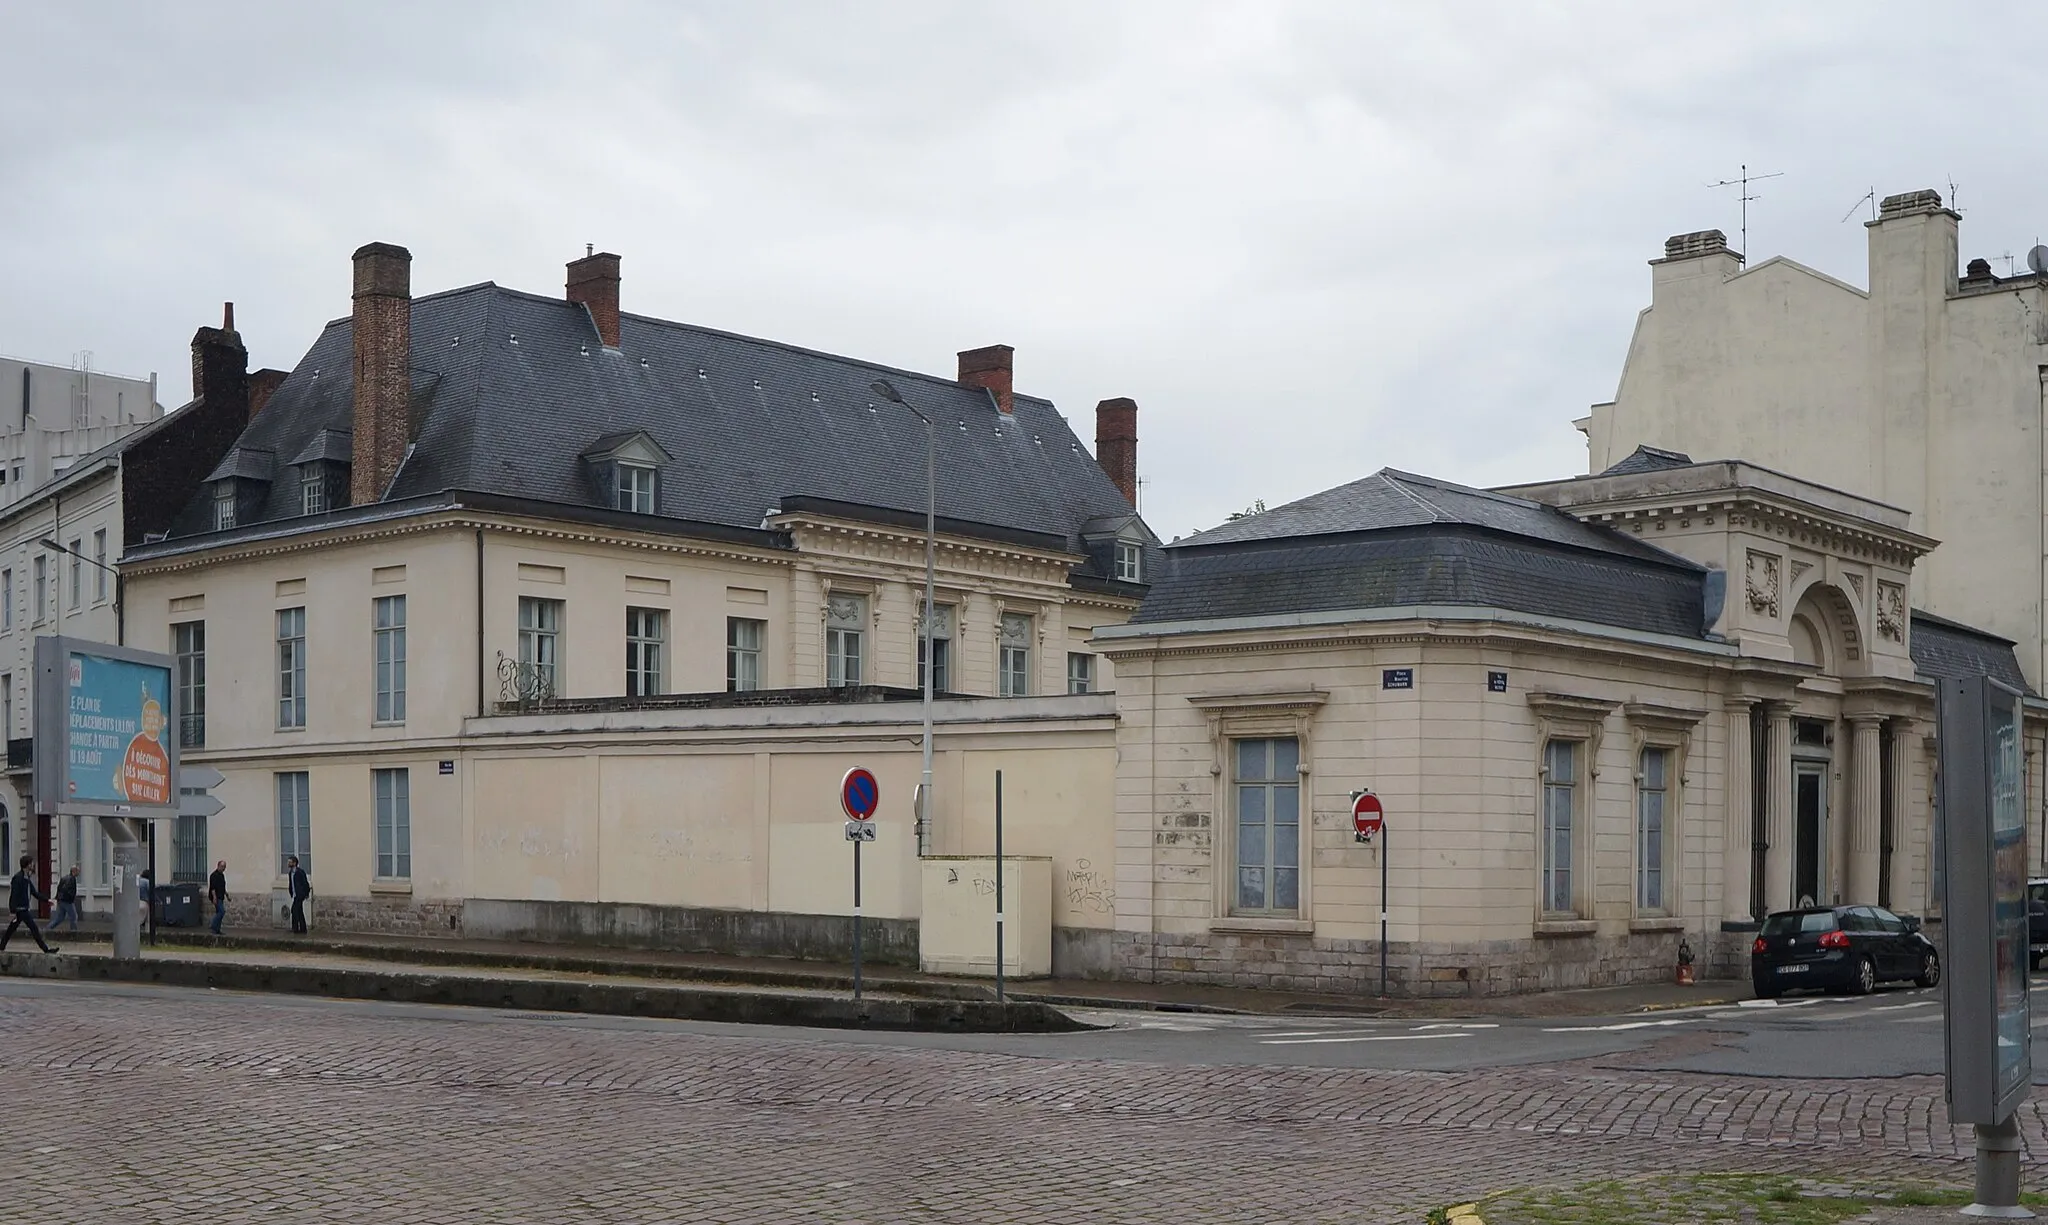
[[120, 242, 1153, 972], [1581, 189, 2048, 685]]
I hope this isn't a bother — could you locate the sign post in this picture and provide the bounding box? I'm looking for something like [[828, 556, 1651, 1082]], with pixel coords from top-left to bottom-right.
[[840, 767, 880, 1004], [1352, 790, 1388, 998], [994, 769, 1006, 1005], [32, 637, 181, 961], [1936, 675, 2033, 1219]]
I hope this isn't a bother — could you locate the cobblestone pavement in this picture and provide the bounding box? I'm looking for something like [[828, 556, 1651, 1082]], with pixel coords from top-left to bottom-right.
[[0, 980, 2026, 1223]]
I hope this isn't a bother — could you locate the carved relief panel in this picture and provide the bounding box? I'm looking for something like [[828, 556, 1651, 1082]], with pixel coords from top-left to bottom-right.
[[1745, 550, 1782, 617]]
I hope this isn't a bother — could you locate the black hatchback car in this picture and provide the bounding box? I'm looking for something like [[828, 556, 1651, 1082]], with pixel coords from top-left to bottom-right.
[[1750, 905, 1940, 998]]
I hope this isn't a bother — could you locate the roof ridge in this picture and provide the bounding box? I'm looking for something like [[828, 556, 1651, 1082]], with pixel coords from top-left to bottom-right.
[[1383, 467, 1545, 514], [1376, 469, 1450, 523]]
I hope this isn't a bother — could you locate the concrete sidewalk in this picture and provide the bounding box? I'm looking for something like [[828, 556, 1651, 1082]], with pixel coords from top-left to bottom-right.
[[36, 921, 1752, 1018]]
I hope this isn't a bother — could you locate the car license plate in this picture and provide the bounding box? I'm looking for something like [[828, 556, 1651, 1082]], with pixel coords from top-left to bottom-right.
[[1778, 965, 1808, 974]]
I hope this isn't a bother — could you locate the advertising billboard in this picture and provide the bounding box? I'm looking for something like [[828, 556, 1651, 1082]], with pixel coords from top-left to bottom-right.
[[32, 636, 181, 818], [1937, 674, 2033, 1125]]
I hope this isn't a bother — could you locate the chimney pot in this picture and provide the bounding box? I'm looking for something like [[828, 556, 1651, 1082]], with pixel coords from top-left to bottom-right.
[[957, 344, 1015, 414], [1878, 189, 1948, 220], [1094, 397, 1138, 507], [567, 251, 623, 349], [351, 242, 413, 504], [223, 302, 235, 332], [1657, 229, 1732, 262]]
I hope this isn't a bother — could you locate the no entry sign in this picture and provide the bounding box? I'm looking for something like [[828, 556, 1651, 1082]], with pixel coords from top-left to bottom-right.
[[1352, 791, 1384, 842], [841, 767, 880, 820]]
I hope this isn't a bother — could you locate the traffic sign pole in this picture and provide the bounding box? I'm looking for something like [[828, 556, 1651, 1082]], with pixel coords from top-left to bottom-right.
[[994, 769, 1005, 1005], [839, 767, 881, 1008], [1353, 790, 1389, 999], [852, 836, 863, 1004]]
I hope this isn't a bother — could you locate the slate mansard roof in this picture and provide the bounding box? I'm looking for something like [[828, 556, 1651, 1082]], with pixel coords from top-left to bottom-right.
[[1133, 469, 1715, 638], [1908, 610, 2033, 694], [158, 282, 1149, 588]]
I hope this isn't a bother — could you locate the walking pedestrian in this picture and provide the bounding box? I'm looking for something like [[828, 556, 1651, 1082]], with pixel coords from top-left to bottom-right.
[[286, 856, 310, 934], [138, 867, 154, 938], [0, 854, 56, 954], [207, 859, 229, 935], [48, 865, 81, 933]]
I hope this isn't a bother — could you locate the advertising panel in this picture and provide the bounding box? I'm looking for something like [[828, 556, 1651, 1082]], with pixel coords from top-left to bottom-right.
[[32, 636, 181, 818], [1988, 686, 2028, 1104]]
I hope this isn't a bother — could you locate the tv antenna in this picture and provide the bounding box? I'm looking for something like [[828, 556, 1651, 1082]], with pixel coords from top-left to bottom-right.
[[1840, 188, 1876, 224], [1708, 163, 1784, 263]]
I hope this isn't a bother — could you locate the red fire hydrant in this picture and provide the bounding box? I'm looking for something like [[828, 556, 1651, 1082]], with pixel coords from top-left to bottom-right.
[[1675, 935, 1696, 986]]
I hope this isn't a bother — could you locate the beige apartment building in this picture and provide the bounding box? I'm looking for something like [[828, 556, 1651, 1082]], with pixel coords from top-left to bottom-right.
[[1101, 460, 2042, 993], [120, 243, 1153, 972], [1580, 189, 2048, 685]]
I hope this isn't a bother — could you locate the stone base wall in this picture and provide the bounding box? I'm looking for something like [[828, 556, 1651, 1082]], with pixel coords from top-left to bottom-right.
[[463, 898, 920, 967], [1051, 926, 1117, 979], [1112, 927, 1743, 998], [223, 892, 465, 938]]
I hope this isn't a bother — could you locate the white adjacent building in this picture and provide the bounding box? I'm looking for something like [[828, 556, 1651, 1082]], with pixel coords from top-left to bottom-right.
[[0, 353, 161, 507]]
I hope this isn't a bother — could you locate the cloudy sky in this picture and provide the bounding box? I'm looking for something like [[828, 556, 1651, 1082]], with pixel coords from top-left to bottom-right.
[[1, 2, 2041, 540]]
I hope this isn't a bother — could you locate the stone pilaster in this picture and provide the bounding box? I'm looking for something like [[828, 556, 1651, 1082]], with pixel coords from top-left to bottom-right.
[[1847, 715, 1884, 903], [1764, 705, 1793, 912], [1722, 698, 1756, 926]]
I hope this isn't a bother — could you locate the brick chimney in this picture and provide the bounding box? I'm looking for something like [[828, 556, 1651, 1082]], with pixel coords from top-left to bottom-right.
[[1095, 397, 1138, 506], [958, 344, 1014, 414], [567, 249, 622, 348], [189, 302, 248, 408], [247, 368, 288, 416], [351, 242, 412, 505], [123, 306, 251, 545]]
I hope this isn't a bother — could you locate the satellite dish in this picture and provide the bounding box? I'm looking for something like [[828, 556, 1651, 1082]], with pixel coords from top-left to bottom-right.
[[2028, 245, 2048, 276]]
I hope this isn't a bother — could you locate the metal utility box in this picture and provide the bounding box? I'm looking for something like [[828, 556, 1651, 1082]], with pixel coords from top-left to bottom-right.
[[919, 855, 1052, 979]]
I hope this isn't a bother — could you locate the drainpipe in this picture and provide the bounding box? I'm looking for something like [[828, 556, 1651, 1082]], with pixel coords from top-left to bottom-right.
[[475, 528, 486, 717]]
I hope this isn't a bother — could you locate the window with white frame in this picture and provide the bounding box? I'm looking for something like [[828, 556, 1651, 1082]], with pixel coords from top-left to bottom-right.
[[917, 603, 953, 694], [3, 568, 13, 629], [373, 595, 406, 724], [518, 597, 563, 697], [174, 620, 206, 748], [826, 595, 865, 688], [1114, 541, 1142, 582], [999, 612, 1032, 697], [276, 771, 311, 874], [213, 487, 236, 530], [374, 767, 411, 879], [277, 607, 306, 729], [66, 538, 80, 609], [2, 673, 12, 737], [92, 530, 106, 602], [1541, 739, 1578, 915], [1233, 737, 1300, 915], [1637, 746, 1670, 913], [626, 606, 665, 697], [301, 468, 327, 516], [616, 463, 656, 514], [727, 617, 763, 692], [32, 556, 46, 622], [1066, 652, 1094, 695]]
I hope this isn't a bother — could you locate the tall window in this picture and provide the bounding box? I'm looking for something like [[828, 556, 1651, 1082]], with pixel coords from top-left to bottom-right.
[[825, 596, 864, 688], [67, 538, 81, 609], [1542, 740, 1578, 915], [917, 604, 953, 694], [32, 556, 46, 622], [213, 488, 236, 531], [373, 595, 406, 724], [277, 606, 307, 729], [1115, 541, 1143, 582], [727, 617, 763, 692], [626, 606, 665, 697], [173, 620, 206, 748], [3, 568, 12, 629], [276, 772, 311, 874], [616, 464, 656, 514], [1637, 747, 1669, 912], [1234, 737, 1300, 915], [374, 767, 411, 879], [301, 468, 327, 516], [999, 612, 1032, 697], [92, 529, 106, 602], [518, 597, 563, 697], [2, 674, 12, 736], [1067, 652, 1095, 695]]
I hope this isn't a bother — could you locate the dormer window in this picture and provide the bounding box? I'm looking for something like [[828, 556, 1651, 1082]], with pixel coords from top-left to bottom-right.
[[581, 430, 670, 516], [301, 468, 328, 515], [617, 463, 656, 514], [213, 487, 237, 531], [288, 429, 353, 519], [1115, 541, 1143, 582]]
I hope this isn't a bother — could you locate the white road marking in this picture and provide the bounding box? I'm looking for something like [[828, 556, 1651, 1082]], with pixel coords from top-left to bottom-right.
[[1541, 1018, 1696, 1033], [1413, 1022, 1500, 1031], [1259, 1032, 1474, 1046], [1870, 1000, 1936, 1012], [1255, 1026, 1392, 1038]]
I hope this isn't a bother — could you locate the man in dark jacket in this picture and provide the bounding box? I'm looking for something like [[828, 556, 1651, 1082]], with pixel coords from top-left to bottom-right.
[[286, 856, 310, 934], [50, 865, 81, 933], [207, 859, 229, 935], [1, 854, 56, 954]]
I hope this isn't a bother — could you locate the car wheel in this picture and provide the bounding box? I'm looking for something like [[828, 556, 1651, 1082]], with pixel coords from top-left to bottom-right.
[[1752, 978, 1780, 1000], [1917, 951, 1941, 989], [1852, 956, 1876, 996]]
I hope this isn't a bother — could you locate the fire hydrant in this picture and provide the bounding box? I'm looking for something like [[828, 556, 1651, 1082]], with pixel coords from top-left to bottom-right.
[[1675, 935, 1696, 986]]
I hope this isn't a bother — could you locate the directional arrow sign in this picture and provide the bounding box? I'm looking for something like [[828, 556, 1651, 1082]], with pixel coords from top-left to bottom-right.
[[180, 790, 225, 819], [179, 765, 226, 792]]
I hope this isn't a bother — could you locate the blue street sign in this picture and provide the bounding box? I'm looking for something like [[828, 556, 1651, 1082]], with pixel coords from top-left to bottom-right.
[[840, 767, 880, 820]]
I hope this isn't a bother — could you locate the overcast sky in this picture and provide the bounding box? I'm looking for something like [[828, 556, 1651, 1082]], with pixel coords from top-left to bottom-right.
[[2, 2, 2041, 540]]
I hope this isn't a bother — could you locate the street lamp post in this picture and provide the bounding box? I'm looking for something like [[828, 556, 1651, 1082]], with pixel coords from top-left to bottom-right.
[[869, 380, 936, 857]]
